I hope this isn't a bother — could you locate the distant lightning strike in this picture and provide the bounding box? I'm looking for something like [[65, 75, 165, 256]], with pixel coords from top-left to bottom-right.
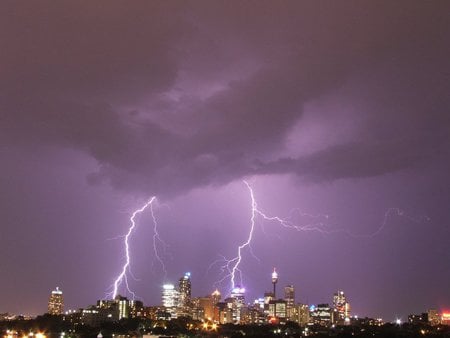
[[149, 201, 168, 279], [215, 180, 331, 291], [227, 180, 258, 289], [111, 196, 167, 299], [215, 180, 430, 293]]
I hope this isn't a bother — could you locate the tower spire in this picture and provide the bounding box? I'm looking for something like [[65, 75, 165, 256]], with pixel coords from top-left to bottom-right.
[[271, 267, 278, 298]]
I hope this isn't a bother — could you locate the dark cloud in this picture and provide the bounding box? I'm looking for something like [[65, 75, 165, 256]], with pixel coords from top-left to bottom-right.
[[0, 1, 185, 101], [0, 1, 449, 198]]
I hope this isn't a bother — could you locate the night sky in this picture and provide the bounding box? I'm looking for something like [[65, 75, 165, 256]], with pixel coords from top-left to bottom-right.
[[1, 1, 450, 321]]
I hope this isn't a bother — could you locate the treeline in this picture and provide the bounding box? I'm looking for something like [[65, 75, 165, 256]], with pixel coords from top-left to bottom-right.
[[2, 315, 450, 338]]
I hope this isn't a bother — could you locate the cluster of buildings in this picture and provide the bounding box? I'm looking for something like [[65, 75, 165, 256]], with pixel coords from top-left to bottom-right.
[[408, 310, 450, 326], [158, 269, 352, 326], [40, 270, 449, 329], [45, 269, 352, 327]]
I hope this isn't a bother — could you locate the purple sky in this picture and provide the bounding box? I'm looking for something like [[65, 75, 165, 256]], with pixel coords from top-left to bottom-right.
[[1, 1, 450, 320]]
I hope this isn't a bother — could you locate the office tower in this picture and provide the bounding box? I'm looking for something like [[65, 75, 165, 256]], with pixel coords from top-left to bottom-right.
[[162, 284, 179, 318], [268, 299, 287, 324], [284, 285, 295, 320], [211, 289, 221, 322], [271, 268, 278, 298], [230, 286, 245, 305], [178, 272, 192, 308], [115, 295, 131, 319], [48, 287, 64, 315], [333, 290, 350, 323], [230, 286, 246, 323], [177, 272, 192, 317]]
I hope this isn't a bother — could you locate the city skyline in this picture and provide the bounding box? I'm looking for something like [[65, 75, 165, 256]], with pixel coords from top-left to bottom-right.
[[1, 1, 449, 321], [5, 265, 447, 324]]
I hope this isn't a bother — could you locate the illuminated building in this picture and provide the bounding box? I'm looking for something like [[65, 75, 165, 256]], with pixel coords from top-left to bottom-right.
[[333, 290, 350, 324], [96, 295, 143, 320], [162, 284, 179, 319], [48, 287, 64, 315], [217, 302, 233, 324], [271, 268, 278, 298], [268, 299, 287, 323], [310, 304, 333, 326], [264, 292, 274, 304], [177, 272, 192, 317], [115, 295, 137, 319], [247, 303, 267, 324], [191, 297, 207, 320], [428, 309, 440, 326], [211, 289, 221, 305], [210, 289, 221, 322], [229, 286, 246, 323], [284, 285, 295, 321], [297, 304, 310, 326], [178, 272, 192, 307], [80, 306, 112, 327], [442, 312, 450, 325]]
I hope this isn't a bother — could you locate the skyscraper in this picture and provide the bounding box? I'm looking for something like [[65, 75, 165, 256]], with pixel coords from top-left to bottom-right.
[[284, 285, 295, 320], [211, 289, 221, 305], [178, 272, 192, 308], [48, 287, 64, 315], [162, 284, 179, 318], [333, 290, 350, 323], [177, 272, 192, 317], [230, 286, 246, 323]]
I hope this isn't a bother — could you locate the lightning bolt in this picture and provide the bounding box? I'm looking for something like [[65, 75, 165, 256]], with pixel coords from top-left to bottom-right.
[[150, 201, 168, 280], [352, 207, 431, 238], [111, 197, 157, 299], [212, 180, 328, 291], [213, 180, 430, 293]]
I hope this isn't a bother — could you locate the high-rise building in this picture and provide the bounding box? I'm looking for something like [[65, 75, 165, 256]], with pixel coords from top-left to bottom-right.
[[268, 299, 287, 324], [333, 290, 350, 323], [284, 285, 295, 320], [115, 295, 138, 319], [178, 272, 192, 307], [177, 272, 192, 317], [48, 287, 64, 315], [229, 286, 246, 323], [162, 284, 179, 319], [211, 289, 221, 322]]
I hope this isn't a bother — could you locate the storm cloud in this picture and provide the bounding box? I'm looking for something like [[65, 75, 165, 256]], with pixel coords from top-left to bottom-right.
[[1, 1, 449, 197]]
